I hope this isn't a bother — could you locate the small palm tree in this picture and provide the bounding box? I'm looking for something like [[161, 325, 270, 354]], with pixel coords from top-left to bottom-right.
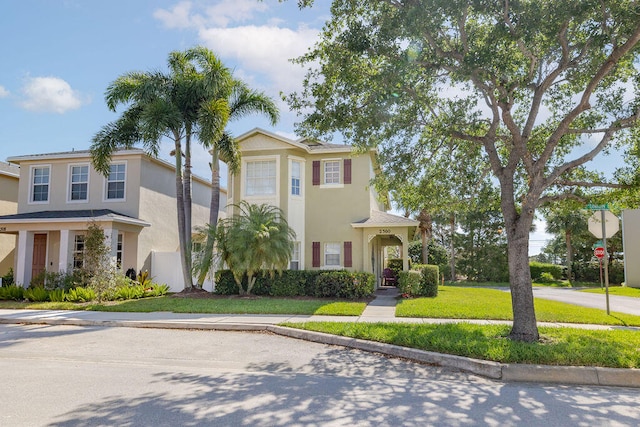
[[216, 202, 295, 295]]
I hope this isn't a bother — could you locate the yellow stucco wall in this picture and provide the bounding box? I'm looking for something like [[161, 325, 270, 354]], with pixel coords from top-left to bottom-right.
[[622, 209, 640, 288]]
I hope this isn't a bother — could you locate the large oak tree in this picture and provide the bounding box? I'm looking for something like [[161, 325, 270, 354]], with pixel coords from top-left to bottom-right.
[[287, 0, 640, 341]]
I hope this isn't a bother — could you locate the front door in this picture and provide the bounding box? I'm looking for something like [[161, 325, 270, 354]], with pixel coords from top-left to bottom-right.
[[31, 233, 47, 280]]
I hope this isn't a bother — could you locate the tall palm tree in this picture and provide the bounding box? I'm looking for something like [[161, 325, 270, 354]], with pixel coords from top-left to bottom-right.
[[193, 79, 279, 288], [545, 209, 588, 281], [91, 47, 231, 291], [216, 201, 296, 295]]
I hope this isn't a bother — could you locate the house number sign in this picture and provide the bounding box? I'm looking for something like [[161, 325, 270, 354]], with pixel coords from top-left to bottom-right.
[[378, 228, 392, 234]]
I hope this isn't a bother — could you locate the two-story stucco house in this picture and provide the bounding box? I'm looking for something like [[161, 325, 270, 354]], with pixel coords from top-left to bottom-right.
[[0, 149, 220, 289], [228, 129, 418, 286], [0, 162, 19, 278]]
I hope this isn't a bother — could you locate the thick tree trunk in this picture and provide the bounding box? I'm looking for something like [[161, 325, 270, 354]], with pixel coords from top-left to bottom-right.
[[503, 204, 539, 342], [417, 209, 432, 264], [196, 148, 221, 287], [565, 230, 573, 281]]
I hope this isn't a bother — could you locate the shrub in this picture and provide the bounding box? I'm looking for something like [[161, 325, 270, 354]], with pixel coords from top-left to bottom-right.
[[530, 262, 562, 280], [144, 283, 170, 297], [420, 265, 439, 297], [24, 286, 49, 302], [1, 268, 14, 287], [398, 271, 421, 296], [0, 285, 24, 300], [536, 272, 557, 284], [66, 287, 96, 303], [315, 271, 375, 298], [48, 288, 66, 302]]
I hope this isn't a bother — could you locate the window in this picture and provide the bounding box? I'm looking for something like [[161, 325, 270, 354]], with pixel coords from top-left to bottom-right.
[[246, 160, 276, 196], [73, 235, 85, 269], [69, 165, 89, 201], [324, 243, 341, 267], [31, 166, 50, 202], [106, 163, 126, 200], [290, 242, 300, 270], [291, 161, 301, 196], [324, 161, 340, 185], [116, 234, 123, 267]]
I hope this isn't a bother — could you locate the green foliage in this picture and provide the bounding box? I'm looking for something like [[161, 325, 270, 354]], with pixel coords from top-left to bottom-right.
[[24, 286, 50, 302], [216, 202, 296, 295], [530, 262, 563, 280], [398, 271, 421, 296], [66, 287, 96, 303], [408, 240, 448, 268], [536, 272, 557, 284], [48, 289, 66, 302], [214, 269, 373, 299], [144, 283, 170, 297], [85, 222, 119, 301], [1, 268, 14, 286], [0, 285, 24, 300], [420, 265, 439, 297]]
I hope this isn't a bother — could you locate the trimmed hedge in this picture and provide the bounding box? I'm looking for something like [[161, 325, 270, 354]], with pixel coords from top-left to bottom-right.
[[387, 258, 404, 277], [214, 269, 375, 299], [530, 262, 563, 280], [399, 264, 439, 297]]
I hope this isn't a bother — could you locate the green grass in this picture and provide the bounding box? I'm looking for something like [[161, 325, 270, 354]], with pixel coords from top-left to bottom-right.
[[397, 286, 640, 326], [581, 286, 640, 298], [0, 297, 366, 316], [283, 322, 640, 368]]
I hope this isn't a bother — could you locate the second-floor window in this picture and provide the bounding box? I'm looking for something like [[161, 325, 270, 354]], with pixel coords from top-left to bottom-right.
[[324, 161, 340, 185], [69, 165, 89, 201], [31, 166, 50, 203], [106, 163, 126, 200], [246, 160, 276, 196], [291, 161, 301, 196]]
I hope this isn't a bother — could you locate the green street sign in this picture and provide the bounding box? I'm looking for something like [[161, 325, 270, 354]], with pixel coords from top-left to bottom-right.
[[586, 203, 609, 210], [592, 240, 604, 249]]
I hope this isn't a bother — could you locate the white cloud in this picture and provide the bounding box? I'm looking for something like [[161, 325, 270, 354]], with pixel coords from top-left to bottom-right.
[[154, 0, 268, 29], [199, 25, 319, 93], [0, 85, 9, 98], [20, 76, 84, 114]]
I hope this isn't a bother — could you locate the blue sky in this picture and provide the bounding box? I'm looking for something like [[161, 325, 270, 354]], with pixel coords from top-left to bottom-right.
[[0, 0, 330, 177], [0, 0, 554, 253]]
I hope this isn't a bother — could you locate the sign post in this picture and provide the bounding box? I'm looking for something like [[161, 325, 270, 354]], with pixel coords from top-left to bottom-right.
[[594, 247, 605, 289], [587, 205, 619, 315]]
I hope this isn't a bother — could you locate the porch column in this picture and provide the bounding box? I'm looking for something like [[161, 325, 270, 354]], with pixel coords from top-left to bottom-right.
[[103, 228, 118, 263], [16, 230, 29, 287], [402, 228, 410, 271], [58, 229, 70, 272]]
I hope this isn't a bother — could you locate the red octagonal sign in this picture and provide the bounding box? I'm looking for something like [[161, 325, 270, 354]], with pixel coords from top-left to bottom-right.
[[594, 247, 605, 259]]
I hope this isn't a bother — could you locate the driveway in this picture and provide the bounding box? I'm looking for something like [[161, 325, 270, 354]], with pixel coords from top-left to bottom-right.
[[1, 324, 639, 426]]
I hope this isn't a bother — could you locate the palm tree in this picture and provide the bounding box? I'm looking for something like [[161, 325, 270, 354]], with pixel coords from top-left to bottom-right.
[[216, 201, 295, 295], [91, 47, 231, 291], [193, 79, 279, 288]]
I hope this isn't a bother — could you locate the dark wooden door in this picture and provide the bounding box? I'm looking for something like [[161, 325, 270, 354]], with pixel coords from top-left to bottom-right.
[[31, 233, 47, 280]]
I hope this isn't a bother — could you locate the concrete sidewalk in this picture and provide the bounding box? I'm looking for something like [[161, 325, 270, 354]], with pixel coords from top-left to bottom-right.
[[1, 287, 639, 388]]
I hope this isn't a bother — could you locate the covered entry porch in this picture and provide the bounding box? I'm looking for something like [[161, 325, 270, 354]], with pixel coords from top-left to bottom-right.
[[351, 211, 418, 288], [0, 210, 149, 287]]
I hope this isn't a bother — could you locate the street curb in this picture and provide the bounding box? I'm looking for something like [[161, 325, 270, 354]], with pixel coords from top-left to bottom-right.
[[2, 316, 639, 388]]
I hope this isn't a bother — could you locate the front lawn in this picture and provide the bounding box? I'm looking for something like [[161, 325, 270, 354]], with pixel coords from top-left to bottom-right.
[[0, 297, 367, 316], [284, 322, 640, 369], [396, 286, 640, 326]]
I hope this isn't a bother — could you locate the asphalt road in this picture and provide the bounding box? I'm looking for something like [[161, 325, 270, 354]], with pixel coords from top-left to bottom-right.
[[1, 324, 638, 426], [530, 287, 640, 315]]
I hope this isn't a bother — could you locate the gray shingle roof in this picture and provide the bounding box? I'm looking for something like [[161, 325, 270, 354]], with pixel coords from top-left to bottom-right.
[[0, 209, 150, 227], [352, 210, 419, 227]]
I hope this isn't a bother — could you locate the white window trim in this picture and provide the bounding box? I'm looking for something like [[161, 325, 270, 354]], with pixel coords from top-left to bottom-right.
[[103, 161, 127, 202], [323, 242, 342, 269], [290, 241, 301, 270], [319, 158, 344, 189], [66, 163, 90, 204], [288, 156, 305, 198], [28, 164, 51, 205], [72, 233, 85, 270], [241, 155, 280, 200]]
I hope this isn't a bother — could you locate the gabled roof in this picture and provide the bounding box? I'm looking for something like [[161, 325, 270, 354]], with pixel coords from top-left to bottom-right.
[[0, 209, 150, 227], [351, 210, 419, 228], [234, 128, 355, 154]]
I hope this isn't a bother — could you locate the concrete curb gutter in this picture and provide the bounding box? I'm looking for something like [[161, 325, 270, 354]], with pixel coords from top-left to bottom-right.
[[2, 316, 639, 388]]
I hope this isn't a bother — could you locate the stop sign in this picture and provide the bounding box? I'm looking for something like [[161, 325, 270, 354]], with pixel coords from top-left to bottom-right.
[[594, 247, 605, 259]]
